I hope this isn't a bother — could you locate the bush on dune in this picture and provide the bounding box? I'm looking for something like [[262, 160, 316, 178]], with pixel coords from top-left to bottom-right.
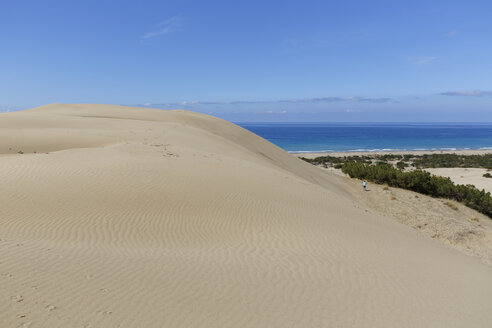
[[341, 162, 492, 219]]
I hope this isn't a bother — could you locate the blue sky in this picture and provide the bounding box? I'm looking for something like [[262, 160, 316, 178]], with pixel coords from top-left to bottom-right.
[[0, 0, 491, 121]]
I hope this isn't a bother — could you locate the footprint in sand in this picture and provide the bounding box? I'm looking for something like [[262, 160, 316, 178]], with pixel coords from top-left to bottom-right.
[[11, 295, 24, 303], [17, 321, 32, 328], [97, 310, 113, 316], [45, 305, 57, 312]]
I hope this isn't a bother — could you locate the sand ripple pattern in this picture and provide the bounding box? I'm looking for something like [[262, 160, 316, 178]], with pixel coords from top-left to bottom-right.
[[1, 104, 492, 327]]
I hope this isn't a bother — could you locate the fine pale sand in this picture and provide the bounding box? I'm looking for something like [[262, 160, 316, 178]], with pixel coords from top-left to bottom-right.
[[425, 168, 492, 194], [341, 175, 492, 267], [1, 104, 492, 327]]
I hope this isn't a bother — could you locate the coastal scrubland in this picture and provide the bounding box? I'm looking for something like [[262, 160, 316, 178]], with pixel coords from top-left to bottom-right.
[[301, 153, 492, 169], [301, 154, 492, 219], [341, 162, 492, 218]]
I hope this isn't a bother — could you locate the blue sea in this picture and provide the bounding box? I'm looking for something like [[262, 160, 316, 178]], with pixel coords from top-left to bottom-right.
[[237, 123, 492, 153]]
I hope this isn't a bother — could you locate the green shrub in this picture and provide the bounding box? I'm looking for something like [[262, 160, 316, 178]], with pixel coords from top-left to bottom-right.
[[412, 153, 492, 169], [302, 153, 492, 170], [341, 162, 492, 219], [396, 161, 407, 169], [484, 172, 492, 178]]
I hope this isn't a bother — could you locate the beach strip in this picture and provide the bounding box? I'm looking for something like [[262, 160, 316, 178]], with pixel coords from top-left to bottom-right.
[[293, 149, 492, 159]]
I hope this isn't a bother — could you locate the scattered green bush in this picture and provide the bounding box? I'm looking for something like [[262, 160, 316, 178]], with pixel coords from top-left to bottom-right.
[[301, 155, 371, 167], [412, 154, 492, 169], [302, 153, 492, 170], [377, 154, 403, 161], [484, 172, 492, 178], [396, 161, 407, 169], [341, 162, 492, 219]]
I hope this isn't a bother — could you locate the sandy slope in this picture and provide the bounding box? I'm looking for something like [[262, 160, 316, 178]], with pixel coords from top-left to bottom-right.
[[1, 104, 491, 328], [339, 175, 492, 267]]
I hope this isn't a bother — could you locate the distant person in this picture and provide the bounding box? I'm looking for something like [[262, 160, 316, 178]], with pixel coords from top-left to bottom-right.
[[363, 180, 367, 191]]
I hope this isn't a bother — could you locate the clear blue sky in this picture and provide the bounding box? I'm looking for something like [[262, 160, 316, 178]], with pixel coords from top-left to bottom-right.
[[1, 0, 491, 121]]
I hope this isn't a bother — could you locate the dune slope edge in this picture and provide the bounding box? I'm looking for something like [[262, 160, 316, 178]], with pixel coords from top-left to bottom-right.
[[1, 104, 491, 328]]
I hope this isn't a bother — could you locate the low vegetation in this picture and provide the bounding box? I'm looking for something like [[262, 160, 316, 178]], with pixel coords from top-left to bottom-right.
[[411, 154, 492, 169], [301, 153, 492, 170], [300, 155, 371, 167], [339, 162, 492, 219], [300, 153, 492, 218], [445, 201, 458, 211]]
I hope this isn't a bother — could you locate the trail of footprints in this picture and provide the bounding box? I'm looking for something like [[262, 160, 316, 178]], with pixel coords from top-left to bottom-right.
[[4, 239, 59, 325], [150, 143, 178, 158], [142, 136, 178, 158], [2, 237, 114, 326]]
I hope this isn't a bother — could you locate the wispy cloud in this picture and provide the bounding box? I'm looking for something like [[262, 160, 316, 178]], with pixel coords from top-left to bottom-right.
[[278, 96, 392, 104], [266, 110, 288, 114], [409, 56, 437, 66], [0, 104, 24, 113], [142, 15, 181, 39], [440, 90, 492, 97], [282, 29, 374, 53], [140, 96, 393, 108], [445, 30, 458, 38]]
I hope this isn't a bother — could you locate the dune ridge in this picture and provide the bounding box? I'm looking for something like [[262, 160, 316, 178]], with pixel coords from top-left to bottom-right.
[[1, 104, 491, 327]]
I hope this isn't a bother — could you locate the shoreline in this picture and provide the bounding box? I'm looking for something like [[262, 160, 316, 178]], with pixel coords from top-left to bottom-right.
[[292, 148, 492, 159]]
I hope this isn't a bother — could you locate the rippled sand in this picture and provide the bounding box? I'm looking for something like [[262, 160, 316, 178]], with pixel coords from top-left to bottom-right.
[[1, 104, 491, 327]]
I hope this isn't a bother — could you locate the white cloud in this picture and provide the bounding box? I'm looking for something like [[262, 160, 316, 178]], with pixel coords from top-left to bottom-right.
[[178, 101, 199, 106], [445, 30, 458, 38], [142, 15, 181, 39], [410, 56, 437, 66], [440, 90, 492, 97], [139, 96, 392, 108], [0, 104, 24, 113], [266, 110, 287, 114]]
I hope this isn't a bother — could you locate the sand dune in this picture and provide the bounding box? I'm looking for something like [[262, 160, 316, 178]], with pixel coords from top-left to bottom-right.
[[1, 104, 492, 327]]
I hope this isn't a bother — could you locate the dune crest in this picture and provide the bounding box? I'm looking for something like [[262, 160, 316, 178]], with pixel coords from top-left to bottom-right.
[[1, 104, 491, 327]]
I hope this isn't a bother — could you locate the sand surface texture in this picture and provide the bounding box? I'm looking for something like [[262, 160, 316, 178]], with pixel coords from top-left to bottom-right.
[[1, 104, 492, 327], [342, 177, 492, 267], [425, 168, 492, 194]]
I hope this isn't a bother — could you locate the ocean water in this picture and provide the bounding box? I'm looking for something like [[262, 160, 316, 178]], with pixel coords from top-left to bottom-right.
[[237, 123, 492, 153]]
